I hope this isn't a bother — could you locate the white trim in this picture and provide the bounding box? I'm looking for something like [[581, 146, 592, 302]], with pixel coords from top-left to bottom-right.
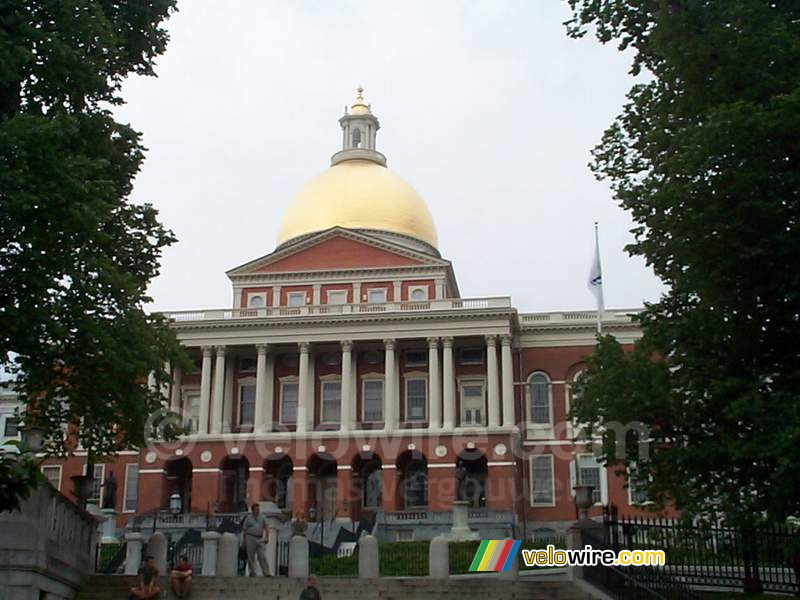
[[293, 466, 308, 471], [487, 461, 515, 467], [122, 463, 139, 513], [191, 467, 221, 473], [382, 465, 397, 470], [529, 454, 556, 507], [428, 463, 455, 469], [139, 468, 166, 474], [42, 464, 62, 491], [404, 374, 428, 423], [337, 465, 352, 471]]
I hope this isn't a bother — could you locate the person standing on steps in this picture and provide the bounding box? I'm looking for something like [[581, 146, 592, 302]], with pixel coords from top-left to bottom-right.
[[241, 502, 271, 576], [299, 574, 321, 600]]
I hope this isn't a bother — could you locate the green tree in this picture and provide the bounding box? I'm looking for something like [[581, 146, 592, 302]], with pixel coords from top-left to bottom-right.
[[0, 1, 189, 510], [566, 0, 800, 528]]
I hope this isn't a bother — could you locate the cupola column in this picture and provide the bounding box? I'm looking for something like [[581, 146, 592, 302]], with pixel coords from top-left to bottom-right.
[[486, 336, 500, 429]]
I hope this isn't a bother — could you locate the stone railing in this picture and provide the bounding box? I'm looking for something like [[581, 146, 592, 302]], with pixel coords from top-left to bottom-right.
[[0, 484, 100, 597], [161, 297, 513, 323], [519, 308, 640, 326], [378, 509, 514, 525]]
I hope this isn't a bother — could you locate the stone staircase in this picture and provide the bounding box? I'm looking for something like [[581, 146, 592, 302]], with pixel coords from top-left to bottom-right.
[[76, 575, 597, 600]]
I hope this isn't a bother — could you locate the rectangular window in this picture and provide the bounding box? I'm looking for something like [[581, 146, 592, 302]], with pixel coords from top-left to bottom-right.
[[404, 350, 427, 367], [321, 381, 342, 423], [405, 378, 427, 422], [577, 455, 602, 504], [239, 358, 257, 373], [363, 380, 384, 422], [461, 382, 484, 425], [239, 384, 256, 425], [184, 390, 201, 432], [280, 382, 299, 423], [288, 292, 306, 307], [3, 417, 19, 437], [459, 348, 483, 365], [87, 464, 105, 505], [42, 465, 62, 490], [123, 463, 138, 513], [327, 290, 347, 305], [367, 288, 386, 304], [529, 375, 551, 424], [531, 455, 554, 506]]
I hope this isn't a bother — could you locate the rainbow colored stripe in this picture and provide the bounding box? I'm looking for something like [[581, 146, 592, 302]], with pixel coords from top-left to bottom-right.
[[469, 540, 522, 572]]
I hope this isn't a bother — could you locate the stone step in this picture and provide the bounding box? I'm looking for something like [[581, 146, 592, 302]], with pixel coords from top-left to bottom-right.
[[77, 575, 595, 600]]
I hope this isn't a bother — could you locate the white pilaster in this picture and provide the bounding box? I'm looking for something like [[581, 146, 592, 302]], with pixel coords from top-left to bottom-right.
[[312, 283, 321, 305], [254, 344, 269, 430], [501, 334, 515, 428], [353, 282, 362, 304], [170, 366, 182, 412], [486, 336, 500, 428], [199, 346, 213, 435], [384, 339, 396, 432], [435, 279, 445, 299], [211, 346, 226, 434], [428, 337, 441, 429], [272, 286, 282, 307], [442, 337, 455, 429], [297, 342, 310, 434], [392, 281, 402, 302], [340, 340, 353, 430]]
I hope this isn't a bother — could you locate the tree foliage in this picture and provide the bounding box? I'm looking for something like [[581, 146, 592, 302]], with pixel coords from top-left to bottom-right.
[[0, 0, 189, 508], [567, 1, 800, 523]]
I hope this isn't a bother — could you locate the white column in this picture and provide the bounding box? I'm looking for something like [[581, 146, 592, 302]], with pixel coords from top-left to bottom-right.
[[312, 283, 321, 305], [442, 337, 455, 429], [486, 336, 500, 428], [435, 279, 446, 299], [170, 366, 182, 412], [272, 286, 282, 307], [223, 358, 235, 431], [211, 346, 226, 434], [384, 339, 396, 432], [297, 342, 310, 434], [353, 282, 362, 304], [254, 344, 269, 430], [340, 340, 353, 430], [392, 282, 402, 302], [427, 337, 441, 429], [500, 334, 515, 428], [199, 346, 213, 435]]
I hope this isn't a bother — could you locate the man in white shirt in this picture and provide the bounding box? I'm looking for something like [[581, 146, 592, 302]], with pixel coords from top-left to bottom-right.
[[241, 503, 270, 576]]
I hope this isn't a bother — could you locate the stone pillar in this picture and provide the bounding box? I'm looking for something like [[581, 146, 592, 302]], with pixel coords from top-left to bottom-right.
[[170, 366, 182, 412], [340, 340, 353, 430], [199, 346, 213, 435], [254, 344, 269, 430], [100, 508, 118, 543], [124, 532, 145, 575], [383, 339, 396, 432], [429, 536, 449, 578], [392, 281, 401, 302], [297, 342, 310, 434], [427, 337, 441, 429], [500, 334, 515, 428], [211, 346, 226, 435], [486, 336, 500, 428], [148, 531, 168, 575], [358, 534, 379, 578], [499, 537, 520, 580], [353, 282, 362, 304], [201, 531, 221, 575], [272, 285, 282, 307], [442, 337, 455, 429], [289, 535, 310, 578], [217, 532, 239, 576]]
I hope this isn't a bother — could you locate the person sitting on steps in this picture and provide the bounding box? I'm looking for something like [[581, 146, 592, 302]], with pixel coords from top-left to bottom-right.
[[129, 555, 160, 599], [170, 554, 193, 598]]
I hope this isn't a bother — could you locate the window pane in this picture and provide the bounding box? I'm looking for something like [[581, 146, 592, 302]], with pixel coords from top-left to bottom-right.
[[367, 289, 386, 303], [288, 293, 305, 307], [578, 456, 602, 504], [410, 288, 427, 301], [124, 464, 138, 512], [322, 382, 341, 423], [239, 385, 256, 425], [532, 456, 553, 504], [42, 466, 61, 490], [462, 384, 483, 425], [282, 383, 298, 423], [406, 379, 427, 421], [4, 418, 19, 437], [185, 392, 201, 432], [364, 380, 383, 421], [88, 465, 104, 504], [530, 375, 550, 424], [328, 291, 347, 305]]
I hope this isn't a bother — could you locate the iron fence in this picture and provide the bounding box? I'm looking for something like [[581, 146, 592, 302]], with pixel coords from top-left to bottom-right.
[[449, 541, 482, 574], [308, 544, 359, 577], [379, 541, 429, 576]]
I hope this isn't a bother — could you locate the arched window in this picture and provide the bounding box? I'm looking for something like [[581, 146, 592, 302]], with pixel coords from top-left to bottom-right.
[[528, 372, 551, 425], [352, 128, 362, 148], [397, 452, 428, 509]]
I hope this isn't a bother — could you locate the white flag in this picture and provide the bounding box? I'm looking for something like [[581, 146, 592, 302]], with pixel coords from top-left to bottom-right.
[[588, 225, 604, 315]]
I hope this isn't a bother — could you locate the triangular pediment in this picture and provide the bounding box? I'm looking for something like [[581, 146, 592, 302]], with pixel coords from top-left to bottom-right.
[[227, 228, 448, 276]]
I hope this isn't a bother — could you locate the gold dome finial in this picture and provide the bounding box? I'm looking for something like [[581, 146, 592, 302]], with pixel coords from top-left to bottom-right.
[[351, 85, 369, 115]]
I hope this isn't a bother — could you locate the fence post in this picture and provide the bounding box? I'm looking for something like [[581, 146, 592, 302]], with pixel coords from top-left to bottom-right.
[[499, 538, 519, 580], [217, 532, 239, 576], [201, 531, 220, 576], [429, 536, 448, 578], [148, 531, 168, 574], [289, 535, 309, 578], [124, 532, 145, 575], [358, 534, 379, 578]]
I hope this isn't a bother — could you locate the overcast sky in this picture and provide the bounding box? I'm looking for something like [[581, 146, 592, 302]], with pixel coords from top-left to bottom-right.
[[114, 0, 665, 314]]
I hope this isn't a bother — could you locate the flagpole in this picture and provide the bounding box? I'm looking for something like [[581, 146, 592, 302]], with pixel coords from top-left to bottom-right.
[[594, 222, 603, 336]]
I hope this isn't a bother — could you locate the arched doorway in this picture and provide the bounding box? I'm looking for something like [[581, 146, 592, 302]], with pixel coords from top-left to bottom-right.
[[263, 454, 293, 511], [307, 453, 338, 521], [165, 457, 193, 513], [397, 451, 428, 509], [220, 455, 250, 513], [456, 450, 488, 508], [351, 453, 382, 519]]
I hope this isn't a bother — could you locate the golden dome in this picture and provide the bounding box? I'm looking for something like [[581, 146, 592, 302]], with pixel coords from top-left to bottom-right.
[[277, 159, 438, 248]]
